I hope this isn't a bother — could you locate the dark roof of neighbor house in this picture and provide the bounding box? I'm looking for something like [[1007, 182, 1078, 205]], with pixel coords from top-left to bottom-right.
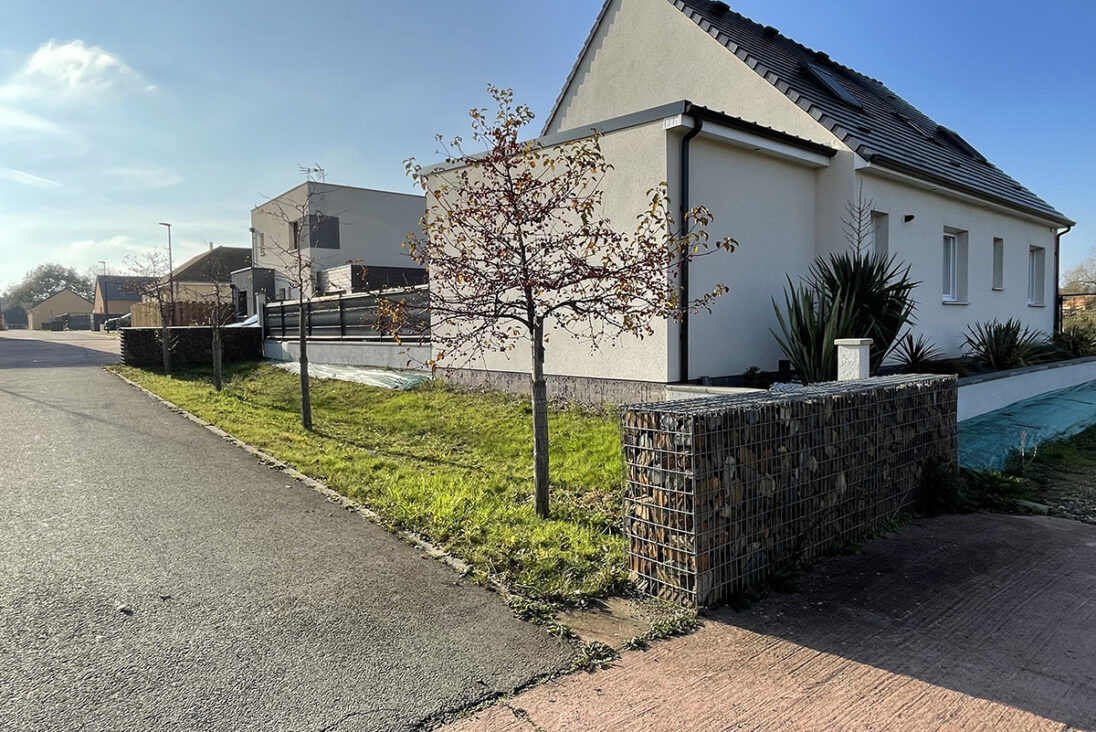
[[95, 275, 157, 302], [550, 0, 1073, 226], [170, 246, 251, 283]]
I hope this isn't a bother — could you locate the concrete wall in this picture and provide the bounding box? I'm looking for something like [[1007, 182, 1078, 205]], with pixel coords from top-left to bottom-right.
[[251, 182, 425, 299], [545, 0, 844, 151], [264, 339, 430, 371], [860, 172, 1058, 357], [957, 357, 1096, 422]]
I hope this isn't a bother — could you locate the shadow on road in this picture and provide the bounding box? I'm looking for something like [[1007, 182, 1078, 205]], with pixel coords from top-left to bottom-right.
[[0, 334, 119, 369], [709, 513, 1096, 729]]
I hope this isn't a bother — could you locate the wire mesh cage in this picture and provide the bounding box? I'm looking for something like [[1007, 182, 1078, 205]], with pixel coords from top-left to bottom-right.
[[621, 375, 957, 607]]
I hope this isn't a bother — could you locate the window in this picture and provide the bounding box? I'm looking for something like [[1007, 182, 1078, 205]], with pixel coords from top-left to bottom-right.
[[290, 214, 341, 250], [251, 229, 265, 256], [804, 63, 863, 109], [943, 235, 957, 300], [870, 211, 889, 255], [992, 238, 1004, 291], [290, 220, 300, 250], [1029, 246, 1046, 305], [942, 229, 968, 303]]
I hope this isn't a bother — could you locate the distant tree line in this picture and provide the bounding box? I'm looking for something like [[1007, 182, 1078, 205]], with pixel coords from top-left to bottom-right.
[[1, 264, 95, 327]]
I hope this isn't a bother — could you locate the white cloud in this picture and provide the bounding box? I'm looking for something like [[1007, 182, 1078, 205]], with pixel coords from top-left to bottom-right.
[[0, 40, 149, 102], [104, 165, 183, 190], [0, 167, 62, 188]]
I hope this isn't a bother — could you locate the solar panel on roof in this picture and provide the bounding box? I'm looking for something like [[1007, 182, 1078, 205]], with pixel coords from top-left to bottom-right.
[[804, 63, 862, 109]]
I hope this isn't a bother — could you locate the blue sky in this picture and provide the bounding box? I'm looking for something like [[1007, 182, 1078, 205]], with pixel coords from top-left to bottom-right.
[[0, 0, 1092, 292]]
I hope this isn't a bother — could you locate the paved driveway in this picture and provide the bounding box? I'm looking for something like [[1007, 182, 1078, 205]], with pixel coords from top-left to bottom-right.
[[448, 513, 1096, 731], [0, 331, 570, 731]]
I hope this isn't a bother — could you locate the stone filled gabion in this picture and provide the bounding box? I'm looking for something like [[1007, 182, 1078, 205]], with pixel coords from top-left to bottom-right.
[[621, 375, 957, 607]]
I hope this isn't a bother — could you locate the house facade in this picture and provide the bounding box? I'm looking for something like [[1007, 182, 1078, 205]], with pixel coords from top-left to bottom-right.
[[26, 289, 93, 330], [93, 275, 156, 318], [428, 0, 1073, 400], [248, 182, 425, 303]]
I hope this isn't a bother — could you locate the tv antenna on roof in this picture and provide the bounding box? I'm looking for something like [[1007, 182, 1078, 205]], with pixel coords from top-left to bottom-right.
[[299, 164, 326, 183]]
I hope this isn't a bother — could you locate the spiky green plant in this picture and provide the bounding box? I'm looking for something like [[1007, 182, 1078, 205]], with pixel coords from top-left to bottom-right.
[[964, 318, 1047, 371], [772, 250, 918, 384], [894, 333, 944, 371], [1054, 322, 1096, 358]]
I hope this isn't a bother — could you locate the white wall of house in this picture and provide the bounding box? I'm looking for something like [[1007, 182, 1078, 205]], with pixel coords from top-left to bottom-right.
[[859, 172, 1058, 356], [426, 120, 674, 385], [544, 0, 845, 151], [678, 133, 821, 380], [251, 182, 424, 300]]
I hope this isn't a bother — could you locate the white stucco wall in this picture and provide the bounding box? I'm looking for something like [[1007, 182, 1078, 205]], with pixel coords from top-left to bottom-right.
[[859, 172, 1058, 357], [545, 0, 845, 152], [958, 358, 1096, 421], [251, 182, 424, 299], [424, 120, 673, 384], [680, 135, 820, 379]]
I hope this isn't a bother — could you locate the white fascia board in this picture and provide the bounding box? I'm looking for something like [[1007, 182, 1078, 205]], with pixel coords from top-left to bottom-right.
[[855, 158, 1063, 229], [663, 114, 832, 169]]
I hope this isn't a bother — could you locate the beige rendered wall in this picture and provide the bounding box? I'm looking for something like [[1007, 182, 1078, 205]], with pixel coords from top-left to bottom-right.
[[545, 0, 844, 151], [27, 290, 93, 329], [425, 121, 672, 384], [860, 173, 1058, 357], [678, 135, 820, 379]]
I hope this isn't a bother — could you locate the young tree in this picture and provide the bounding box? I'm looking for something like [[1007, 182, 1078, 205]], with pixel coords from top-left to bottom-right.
[[392, 86, 736, 518], [194, 252, 237, 391], [255, 170, 340, 429], [125, 251, 176, 373]]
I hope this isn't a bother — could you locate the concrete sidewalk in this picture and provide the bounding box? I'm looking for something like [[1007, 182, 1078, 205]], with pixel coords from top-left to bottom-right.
[[446, 514, 1096, 731]]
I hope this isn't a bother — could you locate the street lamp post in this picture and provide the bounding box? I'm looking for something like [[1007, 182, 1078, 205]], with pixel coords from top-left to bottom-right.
[[159, 222, 175, 326]]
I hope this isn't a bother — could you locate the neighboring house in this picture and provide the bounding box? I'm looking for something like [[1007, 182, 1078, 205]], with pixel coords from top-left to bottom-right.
[[26, 289, 93, 330], [93, 275, 157, 317], [153, 245, 251, 303], [246, 181, 425, 303], [427, 0, 1074, 400]]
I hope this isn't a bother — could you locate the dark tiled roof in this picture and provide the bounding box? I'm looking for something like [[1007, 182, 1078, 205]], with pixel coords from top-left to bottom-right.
[[96, 275, 156, 302], [670, 0, 1072, 224], [171, 246, 251, 283]]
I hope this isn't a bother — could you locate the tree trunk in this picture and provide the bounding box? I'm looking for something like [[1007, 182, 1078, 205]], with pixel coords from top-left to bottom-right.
[[211, 324, 223, 392], [530, 320, 549, 518], [298, 298, 312, 430], [159, 322, 171, 374]]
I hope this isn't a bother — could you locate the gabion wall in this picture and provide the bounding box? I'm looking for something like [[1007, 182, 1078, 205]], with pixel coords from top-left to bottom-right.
[[621, 375, 957, 607]]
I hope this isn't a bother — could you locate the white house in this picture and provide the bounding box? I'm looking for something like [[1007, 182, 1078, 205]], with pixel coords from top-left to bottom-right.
[[428, 0, 1074, 403], [246, 181, 425, 304]]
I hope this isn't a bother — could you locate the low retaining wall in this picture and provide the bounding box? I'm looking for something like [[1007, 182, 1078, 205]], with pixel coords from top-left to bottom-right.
[[621, 374, 957, 607], [445, 368, 666, 405], [957, 356, 1096, 421], [121, 327, 262, 368], [264, 339, 431, 370]]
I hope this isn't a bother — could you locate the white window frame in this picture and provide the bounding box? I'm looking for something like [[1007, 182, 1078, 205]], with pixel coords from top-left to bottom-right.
[[992, 237, 1004, 291], [1028, 246, 1046, 306], [943, 234, 958, 301]]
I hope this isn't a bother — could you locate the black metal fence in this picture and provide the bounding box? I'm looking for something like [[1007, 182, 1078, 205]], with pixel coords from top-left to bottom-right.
[[263, 287, 429, 342], [1059, 293, 1096, 331]]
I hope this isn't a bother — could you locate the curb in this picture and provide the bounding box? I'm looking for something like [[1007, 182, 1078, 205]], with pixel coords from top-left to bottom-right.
[[107, 368, 487, 586]]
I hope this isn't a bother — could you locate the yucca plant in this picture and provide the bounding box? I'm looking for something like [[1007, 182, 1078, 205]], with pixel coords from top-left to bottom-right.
[[1054, 322, 1096, 358], [963, 318, 1047, 371], [772, 250, 918, 384], [894, 332, 944, 371]]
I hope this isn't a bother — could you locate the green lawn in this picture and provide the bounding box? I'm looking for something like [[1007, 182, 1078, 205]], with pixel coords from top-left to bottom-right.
[[111, 362, 626, 602]]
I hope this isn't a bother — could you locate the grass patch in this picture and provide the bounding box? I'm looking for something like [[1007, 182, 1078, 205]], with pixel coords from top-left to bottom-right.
[[111, 362, 627, 602]]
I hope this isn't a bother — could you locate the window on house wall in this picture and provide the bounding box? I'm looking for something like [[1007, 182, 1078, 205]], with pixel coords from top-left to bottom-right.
[[307, 214, 341, 249], [992, 238, 1004, 291], [290, 220, 300, 250], [1029, 246, 1046, 305], [870, 211, 889, 255], [942, 229, 968, 302]]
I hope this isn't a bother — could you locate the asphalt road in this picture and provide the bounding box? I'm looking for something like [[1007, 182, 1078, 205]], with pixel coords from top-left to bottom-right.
[[0, 330, 571, 731]]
